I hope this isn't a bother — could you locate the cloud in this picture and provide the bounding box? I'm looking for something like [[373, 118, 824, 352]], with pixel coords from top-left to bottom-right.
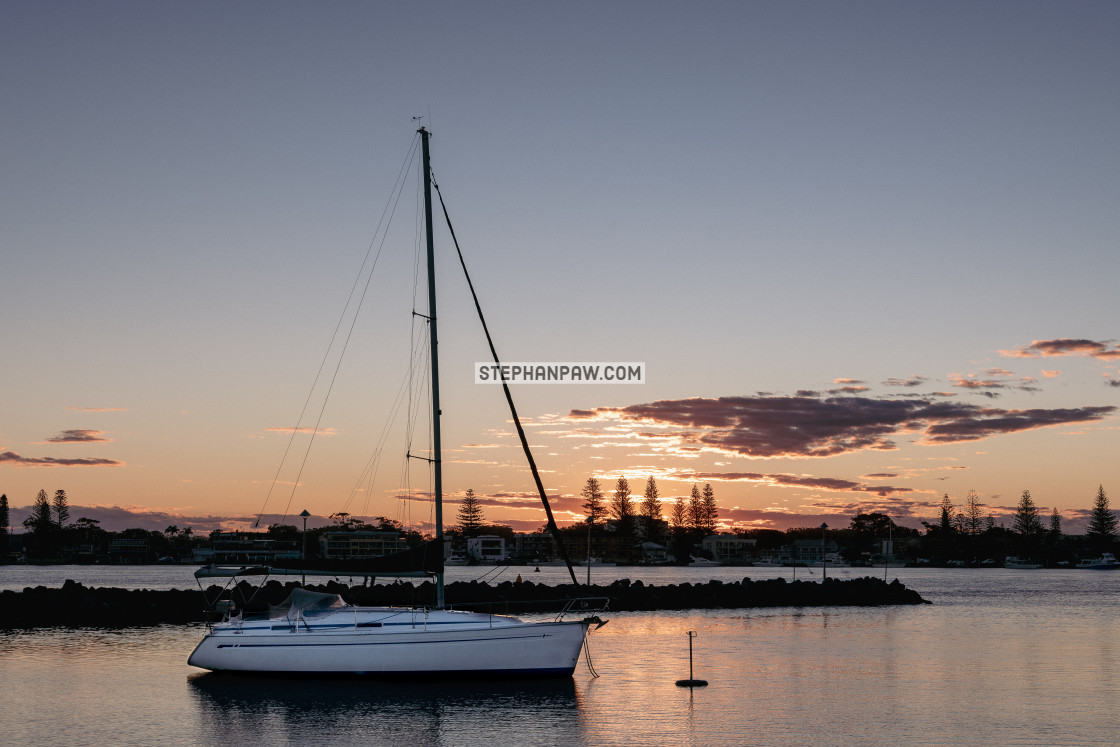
[[949, 374, 1008, 393], [66, 406, 127, 412], [668, 470, 914, 497], [567, 394, 1115, 458], [922, 406, 1117, 443], [1041, 370, 1062, 378], [43, 429, 111, 444], [264, 427, 338, 436], [0, 451, 123, 468], [1002, 338, 1120, 360], [883, 376, 926, 387], [949, 372, 1040, 397]]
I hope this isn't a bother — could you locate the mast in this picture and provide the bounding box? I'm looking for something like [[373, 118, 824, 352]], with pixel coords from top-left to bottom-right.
[[419, 127, 445, 609]]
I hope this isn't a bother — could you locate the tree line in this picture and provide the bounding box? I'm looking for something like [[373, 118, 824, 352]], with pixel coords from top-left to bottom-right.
[[919, 485, 1117, 564]]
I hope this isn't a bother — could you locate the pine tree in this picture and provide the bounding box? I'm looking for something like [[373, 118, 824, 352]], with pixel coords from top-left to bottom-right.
[[963, 490, 984, 536], [580, 477, 605, 526], [1013, 489, 1044, 538], [456, 488, 485, 537], [640, 476, 662, 537], [23, 489, 52, 533], [53, 489, 70, 528], [0, 493, 9, 556], [1086, 485, 1117, 552], [610, 477, 633, 536], [688, 484, 702, 529], [938, 494, 955, 534], [669, 495, 688, 529], [701, 483, 719, 534], [1049, 508, 1062, 540]]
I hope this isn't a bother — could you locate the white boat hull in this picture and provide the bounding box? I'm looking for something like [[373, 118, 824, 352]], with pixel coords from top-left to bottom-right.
[[188, 607, 592, 677]]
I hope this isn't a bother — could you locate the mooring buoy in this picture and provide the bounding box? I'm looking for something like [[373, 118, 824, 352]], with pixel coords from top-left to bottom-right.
[[675, 630, 708, 687]]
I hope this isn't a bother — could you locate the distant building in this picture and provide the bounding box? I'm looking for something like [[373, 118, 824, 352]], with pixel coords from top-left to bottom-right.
[[512, 533, 556, 563], [320, 531, 407, 560], [210, 532, 274, 564], [700, 534, 757, 564], [466, 535, 507, 563], [636, 541, 670, 564], [108, 537, 149, 564], [792, 539, 838, 564]]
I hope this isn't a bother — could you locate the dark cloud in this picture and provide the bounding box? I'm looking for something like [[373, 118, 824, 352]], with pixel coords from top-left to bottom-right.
[[45, 429, 110, 443], [569, 395, 1115, 458], [1004, 338, 1120, 360], [949, 373, 1041, 396], [676, 470, 913, 497], [883, 376, 926, 387], [0, 451, 123, 467], [922, 406, 1115, 443]]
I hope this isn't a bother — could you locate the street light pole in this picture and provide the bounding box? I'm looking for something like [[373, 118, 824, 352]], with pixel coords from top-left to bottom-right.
[[300, 509, 310, 587], [820, 522, 829, 582], [586, 517, 592, 586]]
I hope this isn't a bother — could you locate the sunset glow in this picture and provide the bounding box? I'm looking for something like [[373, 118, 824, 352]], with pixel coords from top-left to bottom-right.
[[2, 3, 1117, 537]]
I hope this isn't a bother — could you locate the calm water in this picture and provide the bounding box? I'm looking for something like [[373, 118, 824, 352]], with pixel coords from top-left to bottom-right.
[[3, 566, 1120, 746]]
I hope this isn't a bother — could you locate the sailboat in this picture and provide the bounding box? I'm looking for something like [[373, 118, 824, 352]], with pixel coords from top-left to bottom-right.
[[188, 128, 605, 677]]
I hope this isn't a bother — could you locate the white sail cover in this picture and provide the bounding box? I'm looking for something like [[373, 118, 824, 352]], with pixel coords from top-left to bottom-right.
[[269, 588, 346, 621]]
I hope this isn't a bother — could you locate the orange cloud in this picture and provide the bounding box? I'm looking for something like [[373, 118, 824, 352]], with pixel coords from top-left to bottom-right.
[[264, 427, 338, 436], [42, 429, 111, 444]]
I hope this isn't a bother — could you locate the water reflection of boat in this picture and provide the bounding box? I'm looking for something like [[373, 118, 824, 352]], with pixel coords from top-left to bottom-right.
[[188, 672, 579, 742]]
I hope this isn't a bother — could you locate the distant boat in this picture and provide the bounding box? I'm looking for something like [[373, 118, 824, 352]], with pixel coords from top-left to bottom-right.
[[1004, 557, 1043, 569], [752, 558, 783, 567], [808, 553, 849, 568], [688, 556, 721, 567], [577, 558, 616, 567], [1078, 552, 1120, 570]]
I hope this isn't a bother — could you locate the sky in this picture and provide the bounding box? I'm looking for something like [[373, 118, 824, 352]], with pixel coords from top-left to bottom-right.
[[3, 1, 1119, 535]]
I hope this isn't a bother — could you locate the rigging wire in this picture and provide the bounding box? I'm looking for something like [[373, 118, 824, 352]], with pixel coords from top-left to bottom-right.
[[338, 328, 430, 519], [430, 171, 581, 587], [253, 134, 421, 528]]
